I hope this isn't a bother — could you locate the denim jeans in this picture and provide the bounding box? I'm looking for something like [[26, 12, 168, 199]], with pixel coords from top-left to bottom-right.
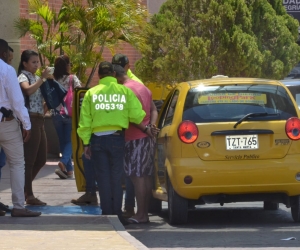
[[125, 176, 135, 208], [90, 133, 125, 216], [82, 153, 97, 194], [0, 149, 6, 179], [52, 114, 73, 172]]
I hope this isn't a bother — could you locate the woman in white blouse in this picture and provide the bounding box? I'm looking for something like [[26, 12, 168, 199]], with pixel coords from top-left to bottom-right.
[[52, 55, 81, 179], [18, 50, 51, 206]]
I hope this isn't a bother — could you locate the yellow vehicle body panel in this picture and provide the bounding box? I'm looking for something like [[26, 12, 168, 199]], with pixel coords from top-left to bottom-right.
[[167, 155, 300, 199]]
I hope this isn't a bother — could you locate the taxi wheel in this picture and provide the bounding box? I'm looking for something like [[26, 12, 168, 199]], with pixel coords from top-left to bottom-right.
[[263, 201, 279, 210], [168, 179, 188, 225], [291, 196, 300, 222]]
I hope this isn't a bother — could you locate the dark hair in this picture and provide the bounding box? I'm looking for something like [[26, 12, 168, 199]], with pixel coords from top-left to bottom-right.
[[114, 65, 126, 77], [98, 61, 114, 77], [0, 39, 9, 62], [8, 46, 13, 52], [18, 50, 39, 75], [53, 55, 70, 80]]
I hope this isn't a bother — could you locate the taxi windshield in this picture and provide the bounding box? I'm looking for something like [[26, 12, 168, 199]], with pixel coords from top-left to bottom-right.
[[183, 84, 298, 123]]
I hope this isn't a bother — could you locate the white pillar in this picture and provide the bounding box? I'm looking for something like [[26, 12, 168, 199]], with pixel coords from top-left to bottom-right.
[[0, 0, 21, 69]]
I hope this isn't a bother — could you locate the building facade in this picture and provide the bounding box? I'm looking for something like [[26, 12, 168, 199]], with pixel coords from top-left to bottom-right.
[[1, 0, 166, 72]]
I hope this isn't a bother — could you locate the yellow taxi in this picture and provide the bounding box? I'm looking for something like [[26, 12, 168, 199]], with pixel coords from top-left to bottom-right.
[[151, 76, 300, 224]]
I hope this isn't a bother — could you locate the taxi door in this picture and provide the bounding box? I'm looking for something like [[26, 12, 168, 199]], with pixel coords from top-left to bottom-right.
[[71, 87, 89, 191]]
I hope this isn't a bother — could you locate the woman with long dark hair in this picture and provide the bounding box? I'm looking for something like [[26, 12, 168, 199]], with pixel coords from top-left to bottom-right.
[[52, 55, 81, 179], [18, 50, 51, 206]]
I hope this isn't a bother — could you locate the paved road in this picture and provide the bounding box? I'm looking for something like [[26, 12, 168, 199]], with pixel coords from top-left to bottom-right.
[[126, 202, 300, 250], [2, 162, 300, 249]]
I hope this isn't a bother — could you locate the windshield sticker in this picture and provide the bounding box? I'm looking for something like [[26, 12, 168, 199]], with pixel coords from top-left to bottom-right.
[[198, 93, 266, 105]]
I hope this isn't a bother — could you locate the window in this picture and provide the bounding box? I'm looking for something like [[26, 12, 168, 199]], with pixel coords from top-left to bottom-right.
[[183, 84, 297, 123], [158, 90, 179, 128]]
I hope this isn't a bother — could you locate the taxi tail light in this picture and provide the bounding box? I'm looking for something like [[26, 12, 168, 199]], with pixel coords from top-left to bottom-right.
[[177, 120, 198, 144], [285, 117, 300, 140]]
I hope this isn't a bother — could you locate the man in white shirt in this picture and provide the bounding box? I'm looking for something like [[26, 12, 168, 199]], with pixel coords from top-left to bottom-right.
[[0, 45, 14, 212], [0, 38, 41, 217]]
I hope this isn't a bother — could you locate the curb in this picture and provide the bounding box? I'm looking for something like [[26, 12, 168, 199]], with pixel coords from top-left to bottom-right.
[[108, 216, 149, 250]]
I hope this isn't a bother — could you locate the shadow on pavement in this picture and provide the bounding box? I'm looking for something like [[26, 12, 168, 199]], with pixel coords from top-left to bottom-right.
[[127, 207, 300, 249], [0, 215, 113, 231]]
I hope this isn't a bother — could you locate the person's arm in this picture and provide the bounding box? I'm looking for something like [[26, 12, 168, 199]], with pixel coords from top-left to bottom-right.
[[127, 89, 146, 125], [77, 90, 93, 146], [72, 75, 82, 88], [149, 101, 158, 125], [149, 101, 160, 135], [20, 68, 51, 96], [5, 66, 31, 141]]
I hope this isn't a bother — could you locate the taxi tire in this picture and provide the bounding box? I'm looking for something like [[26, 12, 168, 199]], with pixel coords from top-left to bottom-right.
[[291, 196, 300, 222], [168, 179, 188, 225], [263, 201, 279, 210]]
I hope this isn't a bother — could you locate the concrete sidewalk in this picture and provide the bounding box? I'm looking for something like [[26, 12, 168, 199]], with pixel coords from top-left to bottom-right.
[[0, 160, 148, 250]]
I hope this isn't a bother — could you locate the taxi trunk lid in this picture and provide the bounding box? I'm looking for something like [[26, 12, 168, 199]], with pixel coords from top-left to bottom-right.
[[192, 122, 291, 161]]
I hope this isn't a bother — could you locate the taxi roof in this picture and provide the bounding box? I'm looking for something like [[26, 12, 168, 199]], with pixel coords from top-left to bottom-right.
[[183, 77, 284, 89]]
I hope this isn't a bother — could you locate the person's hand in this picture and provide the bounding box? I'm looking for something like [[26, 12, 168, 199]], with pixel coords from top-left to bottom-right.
[[149, 124, 160, 136], [41, 67, 51, 80], [22, 129, 31, 142], [84, 146, 91, 160], [145, 126, 153, 137]]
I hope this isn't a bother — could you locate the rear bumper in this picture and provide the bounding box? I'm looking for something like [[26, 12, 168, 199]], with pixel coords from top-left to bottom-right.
[[168, 155, 300, 200]]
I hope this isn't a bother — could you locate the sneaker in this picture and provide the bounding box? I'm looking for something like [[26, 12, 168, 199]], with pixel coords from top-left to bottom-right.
[[0, 210, 5, 216], [55, 169, 68, 179], [11, 208, 41, 217], [71, 192, 98, 205], [26, 197, 47, 206], [122, 206, 135, 218], [0, 202, 11, 212]]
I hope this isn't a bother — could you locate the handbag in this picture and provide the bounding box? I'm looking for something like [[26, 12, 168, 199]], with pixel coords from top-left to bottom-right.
[[40, 78, 68, 110], [60, 75, 74, 117]]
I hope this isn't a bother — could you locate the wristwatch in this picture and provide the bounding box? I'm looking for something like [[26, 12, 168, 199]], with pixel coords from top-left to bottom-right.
[[143, 125, 149, 133]]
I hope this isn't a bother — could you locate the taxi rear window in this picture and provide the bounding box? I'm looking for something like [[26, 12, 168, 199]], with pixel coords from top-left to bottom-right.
[[183, 84, 298, 123]]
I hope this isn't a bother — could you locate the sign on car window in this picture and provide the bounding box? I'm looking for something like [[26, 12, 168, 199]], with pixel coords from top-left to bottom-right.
[[198, 93, 267, 105]]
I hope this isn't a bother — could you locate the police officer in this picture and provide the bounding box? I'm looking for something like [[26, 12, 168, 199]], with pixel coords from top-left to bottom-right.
[[112, 53, 143, 84], [77, 61, 147, 225]]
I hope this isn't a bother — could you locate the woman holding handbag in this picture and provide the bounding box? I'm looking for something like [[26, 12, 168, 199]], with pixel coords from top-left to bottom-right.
[[52, 55, 81, 179], [18, 50, 51, 206]]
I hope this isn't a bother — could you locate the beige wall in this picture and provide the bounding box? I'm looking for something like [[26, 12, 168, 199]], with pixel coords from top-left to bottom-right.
[[0, 0, 20, 69], [147, 0, 166, 14]]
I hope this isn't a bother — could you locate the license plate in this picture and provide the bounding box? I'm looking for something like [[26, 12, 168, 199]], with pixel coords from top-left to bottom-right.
[[226, 135, 259, 150]]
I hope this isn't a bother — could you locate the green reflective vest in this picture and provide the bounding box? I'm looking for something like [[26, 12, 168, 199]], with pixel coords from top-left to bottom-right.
[[127, 69, 143, 84], [77, 76, 145, 144]]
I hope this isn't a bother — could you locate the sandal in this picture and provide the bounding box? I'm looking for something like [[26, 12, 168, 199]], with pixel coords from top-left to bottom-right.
[[127, 217, 150, 224], [26, 197, 47, 206]]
